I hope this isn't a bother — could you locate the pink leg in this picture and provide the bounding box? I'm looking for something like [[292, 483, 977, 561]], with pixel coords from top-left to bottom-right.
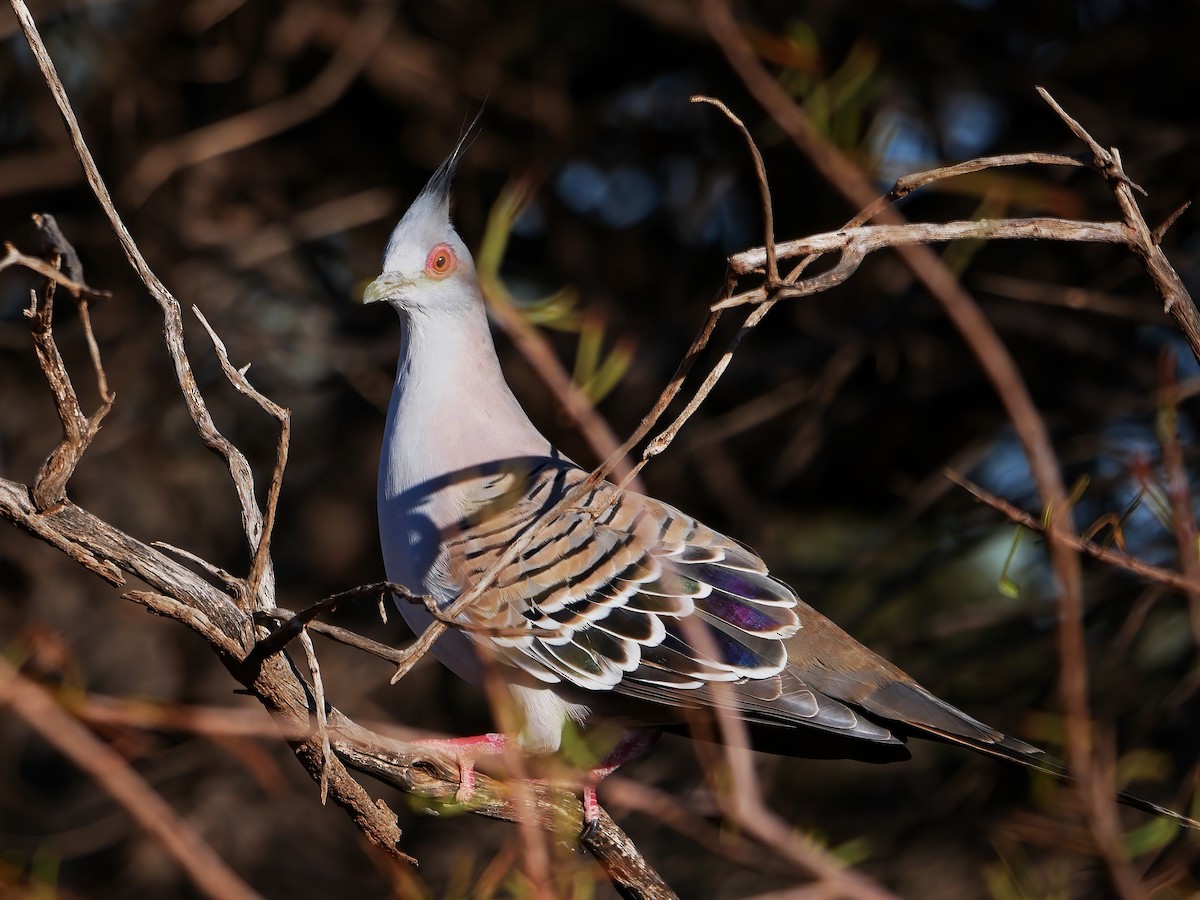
[[413, 732, 508, 803], [414, 728, 658, 831], [580, 729, 660, 828]]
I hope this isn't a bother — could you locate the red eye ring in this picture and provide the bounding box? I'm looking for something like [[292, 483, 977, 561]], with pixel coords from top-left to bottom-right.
[[425, 243, 457, 278]]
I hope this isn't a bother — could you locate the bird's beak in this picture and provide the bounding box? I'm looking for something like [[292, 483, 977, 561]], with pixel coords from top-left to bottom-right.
[[363, 273, 411, 304]]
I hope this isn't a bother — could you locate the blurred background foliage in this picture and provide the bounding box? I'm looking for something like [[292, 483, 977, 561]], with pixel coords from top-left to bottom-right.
[[0, 0, 1198, 897]]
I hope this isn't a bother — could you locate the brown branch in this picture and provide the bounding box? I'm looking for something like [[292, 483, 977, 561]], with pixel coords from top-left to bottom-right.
[[0, 657, 259, 900], [1155, 355, 1200, 647], [1036, 87, 1200, 365], [974, 272, 1163, 321], [0, 241, 109, 300], [0, 471, 678, 891], [673, 616, 899, 900], [483, 276, 642, 487], [192, 308, 290, 610], [693, 96, 780, 284], [727, 217, 1130, 279], [251, 584, 393, 661], [946, 470, 1200, 596], [23, 246, 114, 510], [890, 151, 1087, 196], [333, 720, 678, 900], [602, 777, 794, 876]]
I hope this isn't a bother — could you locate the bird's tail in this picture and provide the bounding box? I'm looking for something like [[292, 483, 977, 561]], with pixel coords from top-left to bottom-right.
[[920, 723, 1200, 832]]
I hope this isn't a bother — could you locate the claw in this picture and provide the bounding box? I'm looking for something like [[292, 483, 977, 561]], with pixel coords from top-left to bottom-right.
[[581, 783, 601, 829], [579, 799, 600, 841]]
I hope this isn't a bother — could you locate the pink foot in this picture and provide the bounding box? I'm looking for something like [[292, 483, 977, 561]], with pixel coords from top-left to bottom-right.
[[414, 728, 658, 832], [414, 732, 507, 803], [579, 729, 660, 830]]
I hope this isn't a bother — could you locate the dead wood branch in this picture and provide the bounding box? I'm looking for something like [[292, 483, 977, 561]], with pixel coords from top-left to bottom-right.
[[9, 0, 278, 610]]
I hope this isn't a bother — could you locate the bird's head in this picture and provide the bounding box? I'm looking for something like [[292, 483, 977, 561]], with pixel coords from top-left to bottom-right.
[[364, 128, 479, 315]]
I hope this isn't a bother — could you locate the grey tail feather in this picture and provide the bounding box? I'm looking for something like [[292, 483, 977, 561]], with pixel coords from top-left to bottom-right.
[[924, 727, 1200, 832], [423, 105, 486, 208]]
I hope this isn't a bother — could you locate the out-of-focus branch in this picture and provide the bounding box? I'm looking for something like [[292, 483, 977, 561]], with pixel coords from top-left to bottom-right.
[[1155, 355, 1200, 647], [946, 470, 1200, 596], [119, 3, 395, 205], [0, 657, 259, 900], [478, 175, 642, 488]]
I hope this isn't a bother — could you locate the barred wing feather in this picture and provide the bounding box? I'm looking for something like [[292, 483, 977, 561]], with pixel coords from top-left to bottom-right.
[[440, 461, 897, 744]]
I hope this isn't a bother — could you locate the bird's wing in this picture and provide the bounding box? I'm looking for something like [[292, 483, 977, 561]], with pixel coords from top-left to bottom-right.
[[438, 460, 899, 744]]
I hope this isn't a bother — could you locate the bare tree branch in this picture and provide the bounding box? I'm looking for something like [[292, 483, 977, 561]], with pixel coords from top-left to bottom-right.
[[9, 0, 277, 610]]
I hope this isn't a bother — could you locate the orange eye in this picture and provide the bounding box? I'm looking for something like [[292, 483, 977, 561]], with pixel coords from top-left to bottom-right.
[[425, 244, 457, 277]]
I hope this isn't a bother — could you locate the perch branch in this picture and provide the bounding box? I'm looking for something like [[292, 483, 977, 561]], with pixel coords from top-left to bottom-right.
[[0, 471, 672, 892]]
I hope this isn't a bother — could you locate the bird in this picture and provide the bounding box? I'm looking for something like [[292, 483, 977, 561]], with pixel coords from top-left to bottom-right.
[[363, 130, 1199, 831]]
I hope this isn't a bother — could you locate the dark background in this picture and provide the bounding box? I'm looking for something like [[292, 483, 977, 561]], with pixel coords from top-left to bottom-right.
[[1, 0, 1198, 897]]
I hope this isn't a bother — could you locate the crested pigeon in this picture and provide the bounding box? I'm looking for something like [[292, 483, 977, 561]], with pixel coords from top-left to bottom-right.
[[363, 133, 1199, 831]]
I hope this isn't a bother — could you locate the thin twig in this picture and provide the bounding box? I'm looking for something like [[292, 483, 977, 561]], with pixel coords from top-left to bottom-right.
[[945, 470, 1200, 596], [0, 241, 110, 299], [32, 213, 112, 401], [693, 95, 779, 284], [297, 628, 333, 804], [1036, 87, 1200, 364], [22, 246, 114, 510], [727, 217, 1130, 279], [890, 152, 1087, 196], [193, 307, 290, 609]]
